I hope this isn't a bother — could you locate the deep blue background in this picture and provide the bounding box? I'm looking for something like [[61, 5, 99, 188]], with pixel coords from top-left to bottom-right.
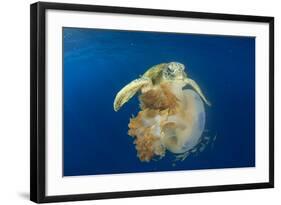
[[63, 27, 255, 176]]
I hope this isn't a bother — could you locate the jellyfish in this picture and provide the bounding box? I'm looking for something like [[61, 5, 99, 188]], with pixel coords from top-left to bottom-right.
[[128, 82, 206, 162]]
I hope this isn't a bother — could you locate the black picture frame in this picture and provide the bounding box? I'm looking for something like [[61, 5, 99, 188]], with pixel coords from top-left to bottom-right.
[[30, 1, 274, 203]]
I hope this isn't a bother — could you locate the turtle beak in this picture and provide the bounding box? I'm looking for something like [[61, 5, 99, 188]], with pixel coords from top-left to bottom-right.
[[175, 72, 184, 80]]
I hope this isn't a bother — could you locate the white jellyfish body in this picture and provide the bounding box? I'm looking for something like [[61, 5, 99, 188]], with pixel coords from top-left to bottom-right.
[[128, 82, 206, 162], [161, 89, 205, 154]]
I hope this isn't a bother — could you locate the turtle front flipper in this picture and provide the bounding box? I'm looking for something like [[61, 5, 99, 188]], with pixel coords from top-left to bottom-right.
[[114, 77, 152, 111], [184, 78, 211, 106]]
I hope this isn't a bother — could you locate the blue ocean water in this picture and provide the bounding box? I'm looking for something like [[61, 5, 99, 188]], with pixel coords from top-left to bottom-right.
[[63, 27, 255, 176]]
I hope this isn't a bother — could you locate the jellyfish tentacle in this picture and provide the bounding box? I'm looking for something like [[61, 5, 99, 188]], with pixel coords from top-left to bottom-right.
[[183, 78, 211, 106], [113, 77, 152, 111]]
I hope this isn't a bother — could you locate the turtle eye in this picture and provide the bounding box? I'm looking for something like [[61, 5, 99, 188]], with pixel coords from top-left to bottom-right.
[[176, 63, 184, 71], [167, 65, 175, 73]]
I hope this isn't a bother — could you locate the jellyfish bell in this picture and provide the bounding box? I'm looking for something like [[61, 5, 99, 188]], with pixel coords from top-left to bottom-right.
[[160, 89, 206, 154], [128, 84, 206, 162]]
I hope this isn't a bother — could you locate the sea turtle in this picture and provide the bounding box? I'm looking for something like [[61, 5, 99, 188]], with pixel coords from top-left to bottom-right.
[[113, 62, 211, 112]]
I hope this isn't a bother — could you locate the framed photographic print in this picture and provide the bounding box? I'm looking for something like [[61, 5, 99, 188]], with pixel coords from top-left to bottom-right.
[[30, 1, 274, 203]]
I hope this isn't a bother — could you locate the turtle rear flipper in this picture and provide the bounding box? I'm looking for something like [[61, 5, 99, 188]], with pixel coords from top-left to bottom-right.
[[113, 77, 152, 111]]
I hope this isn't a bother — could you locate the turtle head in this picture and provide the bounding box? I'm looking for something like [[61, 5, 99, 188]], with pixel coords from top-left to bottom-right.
[[163, 62, 186, 81]]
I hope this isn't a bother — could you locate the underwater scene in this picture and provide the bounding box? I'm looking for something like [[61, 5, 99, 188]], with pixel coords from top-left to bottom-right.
[[63, 27, 255, 176]]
